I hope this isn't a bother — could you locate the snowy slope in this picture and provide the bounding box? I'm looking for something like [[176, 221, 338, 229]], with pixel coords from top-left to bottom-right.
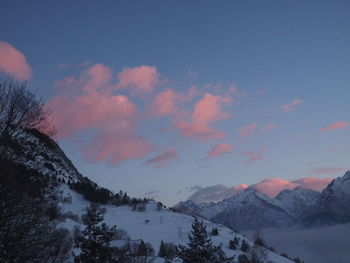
[[61, 186, 294, 263], [275, 187, 320, 218]]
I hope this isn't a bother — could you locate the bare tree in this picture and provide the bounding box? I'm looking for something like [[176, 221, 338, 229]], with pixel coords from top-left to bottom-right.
[[0, 78, 55, 154]]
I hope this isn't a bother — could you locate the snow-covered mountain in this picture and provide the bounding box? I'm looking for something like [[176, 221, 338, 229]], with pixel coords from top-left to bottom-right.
[[275, 187, 320, 218], [188, 184, 247, 204], [210, 188, 295, 231], [175, 172, 350, 230], [175, 188, 296, 231], [303, 171, 350, 226]]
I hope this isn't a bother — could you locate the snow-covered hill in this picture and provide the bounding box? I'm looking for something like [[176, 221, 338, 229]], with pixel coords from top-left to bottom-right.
[[61, 186, 294, 263]]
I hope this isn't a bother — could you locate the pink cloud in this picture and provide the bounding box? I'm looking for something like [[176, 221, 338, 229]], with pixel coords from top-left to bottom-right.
[[48, 63, 154, 164], [239, 122, 257, 136], [81, 63, 114, 93], [117, 65, 159, 95], [53, 76, 78, 90], [0, 41, 32, 80], [149, 89, 179, 117], [149, 86, 199, 119], [203, 143, 233, 160], [145, 149, 177, 168], [251, 177, 333, 197], [83, 130, 153, 164], [291, 177, 333, 192], [309, 167, 348, 175], [241, 150, 264, 164], [232, 184, 249, 192], [262, 124, 277, 132], [177, 93, 232, 141], [282, 99, 303, 112], [320, 121, 349, 132], [252, 178, 298, 197]]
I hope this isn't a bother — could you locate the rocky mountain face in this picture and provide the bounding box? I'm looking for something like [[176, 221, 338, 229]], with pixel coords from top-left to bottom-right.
[[6, 128, 83, 183], [174, 172, 350, 230], [303, 171, 350, 226], [210, 188, 295, 231], [275, 187, 320, 218]]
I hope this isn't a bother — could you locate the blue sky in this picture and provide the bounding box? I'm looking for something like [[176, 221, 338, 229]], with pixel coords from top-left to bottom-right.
[[1, 0, 350, 205]]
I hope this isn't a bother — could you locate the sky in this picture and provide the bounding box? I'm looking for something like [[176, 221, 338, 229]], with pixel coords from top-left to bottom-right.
[[1, 0, 350, 205]]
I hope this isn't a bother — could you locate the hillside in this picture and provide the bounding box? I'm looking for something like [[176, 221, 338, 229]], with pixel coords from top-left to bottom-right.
[[62, 186, 294, 263], [1, 128, 297, 263]]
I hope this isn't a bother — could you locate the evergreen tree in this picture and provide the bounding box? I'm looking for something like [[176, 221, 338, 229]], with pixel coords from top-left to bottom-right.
[[158, 240, 167, 258], [237, 254, 250, 263], [177, 218, 227, 263], [229, 237, 240, 250], [211, 227, 219, 236], [240, 240, 250, 252], [75, 203, 118, 263], [158, 240, 176, 259]]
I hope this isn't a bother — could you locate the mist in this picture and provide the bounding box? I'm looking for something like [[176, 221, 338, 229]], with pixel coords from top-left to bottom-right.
[[244, 223, 350, 263]]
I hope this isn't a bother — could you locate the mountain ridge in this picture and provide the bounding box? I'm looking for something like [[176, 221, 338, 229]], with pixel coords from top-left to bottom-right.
[[174, 173, 350, 231]]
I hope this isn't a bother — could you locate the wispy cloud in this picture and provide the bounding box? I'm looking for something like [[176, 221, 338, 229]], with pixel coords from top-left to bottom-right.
[[145, 149, 177, 168], [189, 185, 202, 192], [144, 190, 159, 195], [203, 143, 232, 160], [241, 150, 264, 164], [282, 99, 303, 112], [310, 166, 348, 175], [262, 124, 277, 132], [320, 121, 349, 132], [239, 122, 257, 136]]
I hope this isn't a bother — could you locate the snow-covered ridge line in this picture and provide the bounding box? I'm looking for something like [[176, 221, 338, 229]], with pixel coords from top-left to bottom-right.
[[174, 171, 350, 230]]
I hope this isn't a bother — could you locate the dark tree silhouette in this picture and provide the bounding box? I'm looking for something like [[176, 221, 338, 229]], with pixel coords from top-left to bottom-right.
[[0, 158, 71, 262], [75, 203, 119, 263], [177, 218, 227, 263]]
